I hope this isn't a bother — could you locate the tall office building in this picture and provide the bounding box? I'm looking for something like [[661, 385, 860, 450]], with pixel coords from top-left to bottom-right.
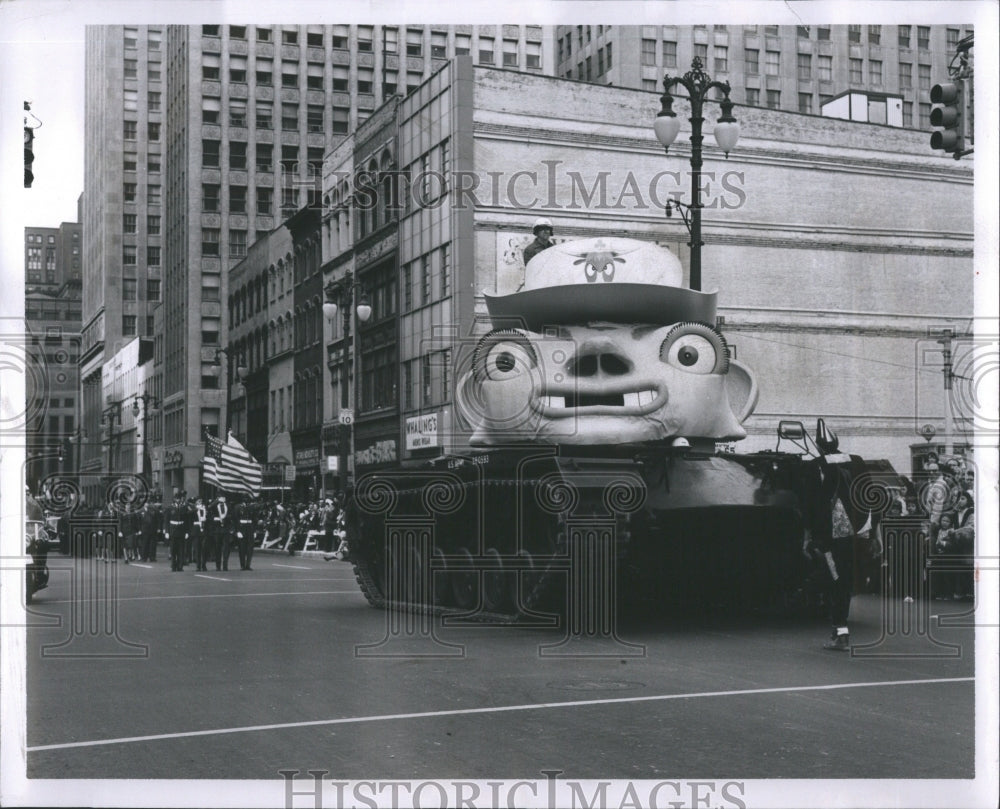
[[24, 209, 83, 495], [84, 24, 552, 496], [556, 24, 971, 127]]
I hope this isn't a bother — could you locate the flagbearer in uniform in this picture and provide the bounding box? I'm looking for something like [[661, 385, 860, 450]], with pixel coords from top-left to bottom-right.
[[192, 498, 208, 571]]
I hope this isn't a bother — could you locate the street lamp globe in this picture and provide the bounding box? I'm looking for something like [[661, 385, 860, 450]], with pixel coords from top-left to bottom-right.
[[322, 301, 338, 320], [356, 298, 373, 323], [236, 364, 249, 381], [713, 98, 740, 157], [654, 101, 681, 150]]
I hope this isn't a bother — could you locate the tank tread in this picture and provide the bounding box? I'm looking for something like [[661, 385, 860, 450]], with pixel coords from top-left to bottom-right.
[[351, 553, 559, 625]]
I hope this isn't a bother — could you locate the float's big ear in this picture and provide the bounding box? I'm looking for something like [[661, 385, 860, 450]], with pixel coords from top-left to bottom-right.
[[726, 359, 758, 423]]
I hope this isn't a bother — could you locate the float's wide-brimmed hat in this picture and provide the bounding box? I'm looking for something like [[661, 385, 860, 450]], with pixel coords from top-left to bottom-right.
[[485, 237, 716, 331]]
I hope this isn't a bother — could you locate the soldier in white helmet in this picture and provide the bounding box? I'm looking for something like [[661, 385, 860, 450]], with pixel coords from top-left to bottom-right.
[[523, 217, 554, 265]]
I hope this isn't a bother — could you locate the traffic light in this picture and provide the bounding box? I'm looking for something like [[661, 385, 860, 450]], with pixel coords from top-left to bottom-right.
[[930, 81, 965, 155], [24, 125, 34, 188]]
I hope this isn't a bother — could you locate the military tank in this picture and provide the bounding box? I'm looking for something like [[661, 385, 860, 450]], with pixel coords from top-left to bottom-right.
[[344, 238, 897, 620]]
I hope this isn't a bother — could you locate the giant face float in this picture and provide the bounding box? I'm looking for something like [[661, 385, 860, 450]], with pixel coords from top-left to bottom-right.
[[459, 237, 758, 447]]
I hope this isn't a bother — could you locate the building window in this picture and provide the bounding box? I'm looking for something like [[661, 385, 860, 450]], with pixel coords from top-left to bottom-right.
[[123, 27, 138, 49], [256, 143, 272, 172], [147, 215, 160, 235], [765, 50, 779, 76], [148, 91, 161, 111], [869, 59, 882, 85], [766, 89, 780, 109], [255, 101, 273, 129], [230, 185, 247, 214], [122, 315, 137, 336], [203, 53, 220, 81], [230, 141, 247, 170], [332, 106, 349, 134], [203, 25, 220, 37], [123, 153, 137, 172], [502, 39, 518, 67], [147, 246, 161, 266], [282, 29, 298, 45], [902, 101, 913, 127], [124, 120, 137, 140], [918, 102, 931, 128], [148, 122, 160, 141], [281, 60, 298, 88], [147, 185, 161, 205], [202, 98, 221, 124], [406, 28, 423, 57], [230, 55, 247, 84], [201, 183, 222, 213], [848, 25, 861, 44], [797, 26, 810, 39], [917, 27, 930, 50], [816, 27, 831, 41], [147, 279, 161, 301], [798, 93, 812, 113], [123, 245, 137, 265], [402, 263, 412, 311], [849, 58, 863, 84], [202, 229, 221, 256], [797, 53, 811, 80], [257, 187, 272, 214], [307, 30, 324, 48], [306, 62, 324, 90], [714, 46, 728, 73], [431, 31, 447, 59], [229, 230, 247, 258], [478, 36, 494, 65], [357, 69, 374, 95], [123, 183, 137, 202], [898, 25, 911, 48], [282, 102, 298, 130], [123, 279, 137, 301], [229, 98, 247, 128], [148, 155, 161, 173], [256, 58, 273, 85], [918, 63, 931, 89], [641, 38, 656, 66], [899, 62, 912, 89], [868, 25, 881, 45], [123, 213, 137, 233], [744, 48, 759, 75], [818, 55, 832, 81], [455, 33, 471, 56], [124, 58, 137, 79]]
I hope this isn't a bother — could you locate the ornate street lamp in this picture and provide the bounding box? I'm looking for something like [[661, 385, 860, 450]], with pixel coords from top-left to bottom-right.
[[213, 347, 249, 436], [324, 273, 372, 494], [654, 56, 740, 292]]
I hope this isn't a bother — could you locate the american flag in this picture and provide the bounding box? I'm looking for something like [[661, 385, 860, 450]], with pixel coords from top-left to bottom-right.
[[202, 431, 262, 495]]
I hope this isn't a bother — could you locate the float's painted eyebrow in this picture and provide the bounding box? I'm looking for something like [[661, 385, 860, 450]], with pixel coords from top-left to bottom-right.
[[630, 324, 662, 340]]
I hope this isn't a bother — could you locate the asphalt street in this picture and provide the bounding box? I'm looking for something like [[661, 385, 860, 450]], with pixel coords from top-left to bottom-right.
[[22, 550, 976, 785]]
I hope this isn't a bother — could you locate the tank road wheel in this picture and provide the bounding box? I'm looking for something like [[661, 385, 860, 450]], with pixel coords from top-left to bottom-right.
[[387, 540, 421, 604], [483, 547, 514, 613], [429, 546, 449, 607], [451, 547, 478, 610], [513, 550, 543, 610]]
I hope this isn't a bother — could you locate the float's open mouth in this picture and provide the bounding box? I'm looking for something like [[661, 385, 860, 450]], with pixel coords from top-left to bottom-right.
[[538, 387, 665, 416]]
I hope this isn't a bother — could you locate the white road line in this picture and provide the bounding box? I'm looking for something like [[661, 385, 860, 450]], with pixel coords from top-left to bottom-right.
[[27, 676, 973, 753], [272, 563, 313, 570], [37, 590, 361, 604], [128, 563, 153, 569], [193, 574, 231, 582]]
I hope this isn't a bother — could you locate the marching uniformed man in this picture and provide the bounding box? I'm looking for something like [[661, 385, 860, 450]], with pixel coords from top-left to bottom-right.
[[210, 494, 231, 571], [191, 497, 208, 571], [234, 497, 256, 571], [164, 490, 189, 572]]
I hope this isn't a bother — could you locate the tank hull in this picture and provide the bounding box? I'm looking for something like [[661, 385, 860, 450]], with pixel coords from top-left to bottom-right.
[[344, 445, 891, 619]]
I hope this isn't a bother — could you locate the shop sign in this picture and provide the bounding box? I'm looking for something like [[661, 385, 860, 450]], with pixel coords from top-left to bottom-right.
[[355, 439, 397, 467], [294, 447, 319, 465], [405, 413, 440, 450]]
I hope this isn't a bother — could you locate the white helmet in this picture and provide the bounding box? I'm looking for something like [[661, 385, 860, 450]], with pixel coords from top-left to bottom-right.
[[532, 217, 554, 235]]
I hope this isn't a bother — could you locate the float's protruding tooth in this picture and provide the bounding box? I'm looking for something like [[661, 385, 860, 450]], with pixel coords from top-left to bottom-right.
[[623, 392, 641, 407], [546, 395, 565, 408]]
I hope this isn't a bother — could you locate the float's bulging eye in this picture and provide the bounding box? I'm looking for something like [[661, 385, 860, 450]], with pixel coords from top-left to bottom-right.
[[659, 322, 729, 374], [484, 343, 535, 380]]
